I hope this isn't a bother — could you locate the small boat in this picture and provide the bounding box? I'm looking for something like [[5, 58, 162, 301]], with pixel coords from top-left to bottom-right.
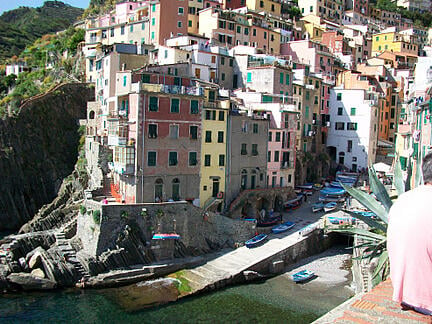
[[324, 202, 337, 212], [312, 202, 324, 212], [320, 187, 346, 196], [272, 221, 295, 234], [352, 210, 376, 218], [327, 215, 354, 225], [292, 270, 315, 283], [313, 183, 324, 190], [299, 223, 317, 236], [257, 216, 281, 227], [330, 181, 345, 189], [245, 234, 268, 248], [284, 195, 303, 210], [243, 218, 257, 223], [296, 183, 314, 190], [152, 233, 181, 240]]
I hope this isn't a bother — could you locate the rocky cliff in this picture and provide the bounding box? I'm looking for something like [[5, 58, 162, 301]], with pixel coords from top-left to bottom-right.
[[0, 83, 93, 231]]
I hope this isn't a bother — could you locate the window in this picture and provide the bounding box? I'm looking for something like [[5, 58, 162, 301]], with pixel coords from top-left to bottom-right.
[[305, 106, 309, 118], [130, 25, 133, 32], [152, 18, 156, 26], [229, 59, 233, 67], [178, 7, 184, 14], [221, 73, 225, 81], [189, 152, 197, 166], [205, 130, 212, 143], [149, 96, 158, 111], [246, 72, 252, 82], [268, 132, 272, 142], [347, 140, 352, 153], [306, 91, 310, 100], [244, 27, 249, 35], [152, 4, 156, 12], [219, 154, 225, 166], [141, 74, 150, 83], [123, 76, 127, 87], [241, 143, 247, 155], [147, 151, 157, 166], [218, 111, 224, 121], [148, 124, 158, 138], [252, 144, 258, 156], [190, 125, 198, 139], [177, 21, 182, 28], [337, 107, 343, 115], [253, 123, 258, 133], [237, 26, 241, 33], [204, 154, 211, 166], [264, 32, 267, 39], [171, 98, 180, 113], [188, 20, 192, 27], [275, 132, 281, 142], [350, 107, 356, 116], [335, 122, 345, 130], [121, 26, 125, 35], [347, 122, 357, 130], [170, 125, 179, 139], [337, 93, 342, 101], [169, 152, 178, 166], [268, 151, 271, 162], [190, 100, 199, 114], [280, 72, 284, 84], [217, 131, 224, 143], [110, 28, 114, 37], [286, 74, 290, 85], [274, 151, 280, 162]]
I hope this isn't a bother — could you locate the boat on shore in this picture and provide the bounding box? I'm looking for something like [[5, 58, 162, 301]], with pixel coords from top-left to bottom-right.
[[299, 223, 317, 236], [296, 183, 313, 190], [320, 187, 346, 196], [257, 216, 281, 227], [292, 270, 315, 283], [152, 233, 181, 240], [312, 202, 324, 213], [271, 221, 295, 234], [283, 195, 303, 210], [245, 234, 268, 248], [324, 202, 337, 212], [352, 210, 376, 219]]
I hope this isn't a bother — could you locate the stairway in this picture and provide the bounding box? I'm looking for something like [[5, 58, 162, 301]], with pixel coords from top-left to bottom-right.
[[55, 232, 90, 281]]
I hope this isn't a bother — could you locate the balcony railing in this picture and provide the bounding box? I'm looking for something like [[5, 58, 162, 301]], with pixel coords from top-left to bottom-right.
[[141, 83, 204, 96]]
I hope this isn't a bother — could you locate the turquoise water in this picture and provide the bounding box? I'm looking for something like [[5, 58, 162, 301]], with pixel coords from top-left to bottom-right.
[[0, 272, 352, 324]]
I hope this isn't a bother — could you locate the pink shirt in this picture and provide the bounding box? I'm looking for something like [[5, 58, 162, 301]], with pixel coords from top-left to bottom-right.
[[387, 185, 432, 311]]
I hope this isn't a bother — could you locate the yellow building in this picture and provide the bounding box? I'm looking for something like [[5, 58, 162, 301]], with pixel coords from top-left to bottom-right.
[[188, 0, 204, 34], [199, 92, 230, 211], [300, 15, 326, 41], [245, 0, 281, 16], [372, 31, 418, 57]]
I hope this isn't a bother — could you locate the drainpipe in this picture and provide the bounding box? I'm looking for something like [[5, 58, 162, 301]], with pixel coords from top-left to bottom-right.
[[141, 92, 146, 203]]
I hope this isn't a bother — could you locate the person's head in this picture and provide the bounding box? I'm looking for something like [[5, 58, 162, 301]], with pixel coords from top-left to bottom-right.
[[422, 152, 432, 185]]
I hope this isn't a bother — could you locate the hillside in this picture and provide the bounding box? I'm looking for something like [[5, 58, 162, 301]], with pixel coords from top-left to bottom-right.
[[0, 1, 84, 62]]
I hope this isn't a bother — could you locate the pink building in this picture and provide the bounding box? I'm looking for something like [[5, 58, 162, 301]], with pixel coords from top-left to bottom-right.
[[352, 0, 368, 15], [280, 40, 336, 75]]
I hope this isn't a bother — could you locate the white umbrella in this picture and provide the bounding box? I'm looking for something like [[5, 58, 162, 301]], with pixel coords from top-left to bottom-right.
[[373, 162, 391, 173]]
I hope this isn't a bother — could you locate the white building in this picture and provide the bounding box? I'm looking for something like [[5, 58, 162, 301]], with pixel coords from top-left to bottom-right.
[[5, 61, 28, 76], [327, 88, 379, 171], [397, 0, 431, 12]]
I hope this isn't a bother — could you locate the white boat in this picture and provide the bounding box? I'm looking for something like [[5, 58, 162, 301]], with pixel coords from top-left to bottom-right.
[[299, 223, 317, 236], [324, 202, 337, 212]]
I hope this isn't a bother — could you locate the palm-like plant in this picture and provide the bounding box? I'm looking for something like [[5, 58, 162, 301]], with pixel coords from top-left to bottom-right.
[[334, 157, 422, 287]]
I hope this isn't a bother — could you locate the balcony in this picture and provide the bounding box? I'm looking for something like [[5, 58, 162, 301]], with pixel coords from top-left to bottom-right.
[[141, 83, 204, 96], [112, 145, 135, 175]]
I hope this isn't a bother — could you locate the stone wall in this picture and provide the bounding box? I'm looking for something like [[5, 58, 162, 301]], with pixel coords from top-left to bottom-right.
[[78, 201, 256, 261]]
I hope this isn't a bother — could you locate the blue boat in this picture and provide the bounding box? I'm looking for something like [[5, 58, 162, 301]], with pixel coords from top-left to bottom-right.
[[352, 210, 376, 218], [320, 188, 346, 196], [272, 221, 295, 234], [312, 202, 324, 212], [324, 202, 337, 212], [152, 233, 181, 240], [245, 234, 268, 248], [292, 270, 315, 283]]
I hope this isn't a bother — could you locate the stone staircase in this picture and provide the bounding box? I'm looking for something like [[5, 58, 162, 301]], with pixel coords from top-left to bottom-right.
[[55, 232, 90, 281]]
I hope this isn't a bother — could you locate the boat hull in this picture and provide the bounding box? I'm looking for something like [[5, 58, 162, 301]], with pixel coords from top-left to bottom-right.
[[245, 234, 268, 248], [271, 221, 295, 234]]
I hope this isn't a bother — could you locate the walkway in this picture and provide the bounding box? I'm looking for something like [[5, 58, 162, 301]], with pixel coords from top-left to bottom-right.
[[178, 193, 325, 295], [314, 279, 432, 323]]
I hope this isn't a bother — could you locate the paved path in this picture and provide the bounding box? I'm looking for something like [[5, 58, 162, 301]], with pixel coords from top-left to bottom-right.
[[179, 192, 325, 294]]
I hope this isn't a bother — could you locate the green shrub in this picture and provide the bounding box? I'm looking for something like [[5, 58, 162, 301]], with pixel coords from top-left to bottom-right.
[[120, 210, 129, 220], [80, 205, 86, 215], [93, 210, 101, 224]]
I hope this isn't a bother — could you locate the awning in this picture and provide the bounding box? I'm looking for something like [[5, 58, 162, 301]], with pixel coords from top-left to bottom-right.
[[373, 162, 391, 173]]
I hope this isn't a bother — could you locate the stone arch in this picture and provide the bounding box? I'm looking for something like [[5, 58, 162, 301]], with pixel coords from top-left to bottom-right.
[[89, 110, 95, 119], [154, 178, 163, 201], [256, 196, 270, 211]]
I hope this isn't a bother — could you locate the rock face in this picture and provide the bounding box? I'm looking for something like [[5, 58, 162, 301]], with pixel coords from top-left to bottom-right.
[[7, 273, 56, 290], [0, 83, 93, 231]]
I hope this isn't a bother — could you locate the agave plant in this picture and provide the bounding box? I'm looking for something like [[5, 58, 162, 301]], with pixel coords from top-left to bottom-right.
[[334, 157, 422, 287]]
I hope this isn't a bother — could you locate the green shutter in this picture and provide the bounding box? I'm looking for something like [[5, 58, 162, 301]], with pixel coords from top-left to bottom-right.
[[280, 72, 284, 84], [247, 72, 252, 82], [286, 74, 290, 85], [171, 98, 180, 113], [351, 107, 356, 116], [149, 96, 158, 111]]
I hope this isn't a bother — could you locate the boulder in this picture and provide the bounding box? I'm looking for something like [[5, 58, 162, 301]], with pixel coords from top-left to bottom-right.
[[7, 273, 56, 290], [29, 251, 42, 269], [31, 268, 45, 279]]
